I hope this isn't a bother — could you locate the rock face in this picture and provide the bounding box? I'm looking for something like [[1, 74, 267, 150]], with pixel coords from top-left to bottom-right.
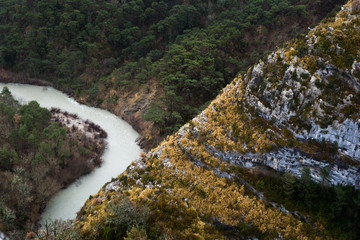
[[94, 78, 160, 150], [76, 1, 360, 239], [304, 119, 360, 159], [233, 2, 360, 186], [0, 231, 9, 240], [207, 146, 360, 186], [245, 57, 360, 161]]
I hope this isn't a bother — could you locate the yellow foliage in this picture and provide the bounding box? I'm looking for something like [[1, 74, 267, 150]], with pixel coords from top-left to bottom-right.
[[74, 2, 360, 238]]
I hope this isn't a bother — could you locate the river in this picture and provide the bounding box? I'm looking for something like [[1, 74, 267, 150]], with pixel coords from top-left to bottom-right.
[[0, 83, 142, 222]]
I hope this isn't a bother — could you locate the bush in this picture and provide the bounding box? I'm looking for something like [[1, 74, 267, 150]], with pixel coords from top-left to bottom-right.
[[101, 197, 148, 240], [125, 226, 148, 240]]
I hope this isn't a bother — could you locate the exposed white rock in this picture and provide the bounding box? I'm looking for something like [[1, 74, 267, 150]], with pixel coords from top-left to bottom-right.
[[244, 48, 360, 161], [105, 180, 122, 192], [303, 119, 360, 160], [351, 61, 360, 85], [206, 145, 360, 187], [162, 157, 173, 168], [0, 231, 9, 240]]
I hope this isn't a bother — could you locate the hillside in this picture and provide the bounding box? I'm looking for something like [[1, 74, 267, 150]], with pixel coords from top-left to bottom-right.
[[44, 1, 360, 239], [0, 88, 106, 239], [0, 0, 346, 149]]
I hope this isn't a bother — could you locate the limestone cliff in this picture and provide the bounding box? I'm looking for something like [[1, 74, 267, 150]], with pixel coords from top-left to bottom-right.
[[72, 1, 360, 239]]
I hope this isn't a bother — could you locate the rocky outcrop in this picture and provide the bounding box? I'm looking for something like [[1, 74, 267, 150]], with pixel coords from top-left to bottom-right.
[[207, 145, 360, 187], [303, 119, 360, 159], [245, 57, 360, 160], [0, 231, 9, 240], [75, 1, 360, 238], [236, 2, 360, 185]]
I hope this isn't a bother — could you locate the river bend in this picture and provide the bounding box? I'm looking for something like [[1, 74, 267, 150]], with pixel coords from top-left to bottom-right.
[[0, 83, 142, 222]]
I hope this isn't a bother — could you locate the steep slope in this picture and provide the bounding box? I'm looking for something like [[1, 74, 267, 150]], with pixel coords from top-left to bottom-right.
[[88, 0, 347, 149], [44, 1, 360, 239], [0, 0, 346, 149]]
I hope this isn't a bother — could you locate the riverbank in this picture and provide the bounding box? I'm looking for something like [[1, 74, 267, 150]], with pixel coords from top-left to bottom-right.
[[33, 109, 107, 224], [51, 108, 107, 143], [0, 69, 54, 87], [0, 83, 142, 231], [79, 79, 161, 151], [0, 69, 157, 150], [49, 108, 107, 185], [0, 88, 107, 239]]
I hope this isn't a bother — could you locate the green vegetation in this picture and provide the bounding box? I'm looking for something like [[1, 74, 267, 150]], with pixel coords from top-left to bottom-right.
[[1, 0, 359, 239], [0, 87, 104, 238], [52, 1, 360, 239], [233, 167, 360, 239], [0, 0, 346, 147]]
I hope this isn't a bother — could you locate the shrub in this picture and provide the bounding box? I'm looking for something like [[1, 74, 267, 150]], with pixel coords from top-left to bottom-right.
[[101, 196, 148, 240], [124, 226, 148, 240]]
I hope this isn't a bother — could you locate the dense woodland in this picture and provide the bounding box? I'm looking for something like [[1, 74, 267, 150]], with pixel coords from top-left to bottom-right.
[[0, 0, 346, 147], [45, 1, 360, 239], [1, 0, 359, 239], [0, 87, 105, 239]]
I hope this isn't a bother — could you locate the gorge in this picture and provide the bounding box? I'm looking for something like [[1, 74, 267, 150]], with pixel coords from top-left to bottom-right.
[[0, 83, 142, 223]]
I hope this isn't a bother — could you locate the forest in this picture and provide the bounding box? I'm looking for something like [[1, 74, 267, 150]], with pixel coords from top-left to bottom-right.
[[0, 87, 105, 238], [48, 1, 360, 238], [1, 0, 359, 239], [0, 0, 346, 147]]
